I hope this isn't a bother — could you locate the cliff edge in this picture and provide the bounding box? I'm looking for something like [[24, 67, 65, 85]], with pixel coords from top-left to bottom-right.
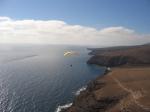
[[87, 44, 150, 67], [64, 67, 150, 112], [63, 44, 150, 112]]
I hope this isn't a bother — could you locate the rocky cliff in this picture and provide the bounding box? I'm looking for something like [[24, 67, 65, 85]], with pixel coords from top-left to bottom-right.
[[63, 44, 150, 112], [87, 44, 150, 67], [64, 67, 150, 112]]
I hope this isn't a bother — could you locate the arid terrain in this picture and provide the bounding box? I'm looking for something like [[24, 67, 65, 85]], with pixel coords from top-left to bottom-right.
[[65, 67, 150, 112], [64, 44, 150, 112], [87, 44, 150, 67]]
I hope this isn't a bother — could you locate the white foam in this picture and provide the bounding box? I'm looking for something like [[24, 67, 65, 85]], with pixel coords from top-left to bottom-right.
[[55, 103, 72, 112], [75, 86, 87, 96], [55, 86, 87, 112]]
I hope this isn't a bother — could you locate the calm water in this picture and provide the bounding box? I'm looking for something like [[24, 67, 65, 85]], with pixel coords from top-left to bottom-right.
[[0, 44, 104, 112]]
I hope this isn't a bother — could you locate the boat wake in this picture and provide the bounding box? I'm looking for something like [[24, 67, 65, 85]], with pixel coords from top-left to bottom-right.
[[5, 55, 38, 63]]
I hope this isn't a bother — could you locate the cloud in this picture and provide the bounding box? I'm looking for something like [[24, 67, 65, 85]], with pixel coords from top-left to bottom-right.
[[0, 17, 150, 46], [0, 16, 11, 21]]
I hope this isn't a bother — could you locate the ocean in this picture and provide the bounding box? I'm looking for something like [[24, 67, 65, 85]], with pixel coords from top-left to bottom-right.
[[0, 44, 104, 112]]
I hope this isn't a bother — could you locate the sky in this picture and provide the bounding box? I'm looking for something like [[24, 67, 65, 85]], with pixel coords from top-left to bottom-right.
[[0, 0, 150, 46]]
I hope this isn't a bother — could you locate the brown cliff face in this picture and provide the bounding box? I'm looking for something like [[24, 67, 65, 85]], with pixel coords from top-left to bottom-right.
[[65, 67, 150, 112], [87, 44, 150, 67], [63, 44, 150, 112]]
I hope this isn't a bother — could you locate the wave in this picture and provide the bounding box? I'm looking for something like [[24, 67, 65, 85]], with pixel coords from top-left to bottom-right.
[[75, 86, 87, 96], [55, 86, 87, 112], [55, 103, 72, 112]]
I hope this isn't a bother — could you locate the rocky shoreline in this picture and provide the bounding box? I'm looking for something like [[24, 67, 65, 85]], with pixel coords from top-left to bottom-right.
[[62, 44, 150, 112], [63, 66, 150, 112], [61, 71, 111, 112]]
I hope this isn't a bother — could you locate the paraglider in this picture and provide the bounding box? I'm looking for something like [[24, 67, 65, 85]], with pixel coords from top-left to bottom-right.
[[64, 51, 79, 67], [64, 51, 79, 56]]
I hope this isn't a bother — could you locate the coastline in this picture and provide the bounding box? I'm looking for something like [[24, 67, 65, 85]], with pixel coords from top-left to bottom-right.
[[62, 44, 150, 112], [64, 66, 150, 112]]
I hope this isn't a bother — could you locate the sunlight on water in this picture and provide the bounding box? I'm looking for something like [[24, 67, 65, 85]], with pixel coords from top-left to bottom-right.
[[0, 44, 104, 112]]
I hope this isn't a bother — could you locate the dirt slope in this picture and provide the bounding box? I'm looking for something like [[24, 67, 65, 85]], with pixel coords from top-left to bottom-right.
[[65, 67, 150, 112]]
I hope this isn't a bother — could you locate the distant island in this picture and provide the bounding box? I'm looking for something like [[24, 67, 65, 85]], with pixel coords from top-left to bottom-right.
[[63, 43, 150, 112]]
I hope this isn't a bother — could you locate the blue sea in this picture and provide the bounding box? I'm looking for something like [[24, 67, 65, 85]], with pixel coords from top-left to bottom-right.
[[0, 44, 104, 112]]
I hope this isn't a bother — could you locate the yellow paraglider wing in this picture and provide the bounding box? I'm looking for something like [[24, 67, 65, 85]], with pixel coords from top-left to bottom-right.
[[64, 51, 79, 56]]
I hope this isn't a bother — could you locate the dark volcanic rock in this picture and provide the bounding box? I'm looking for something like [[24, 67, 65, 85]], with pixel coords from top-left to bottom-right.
[[87, 44, 150, 67], [87, 55, 143, 67]]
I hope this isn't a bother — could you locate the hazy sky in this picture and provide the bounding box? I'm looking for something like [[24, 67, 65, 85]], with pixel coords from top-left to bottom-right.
[[0, 0, 150, 46]]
